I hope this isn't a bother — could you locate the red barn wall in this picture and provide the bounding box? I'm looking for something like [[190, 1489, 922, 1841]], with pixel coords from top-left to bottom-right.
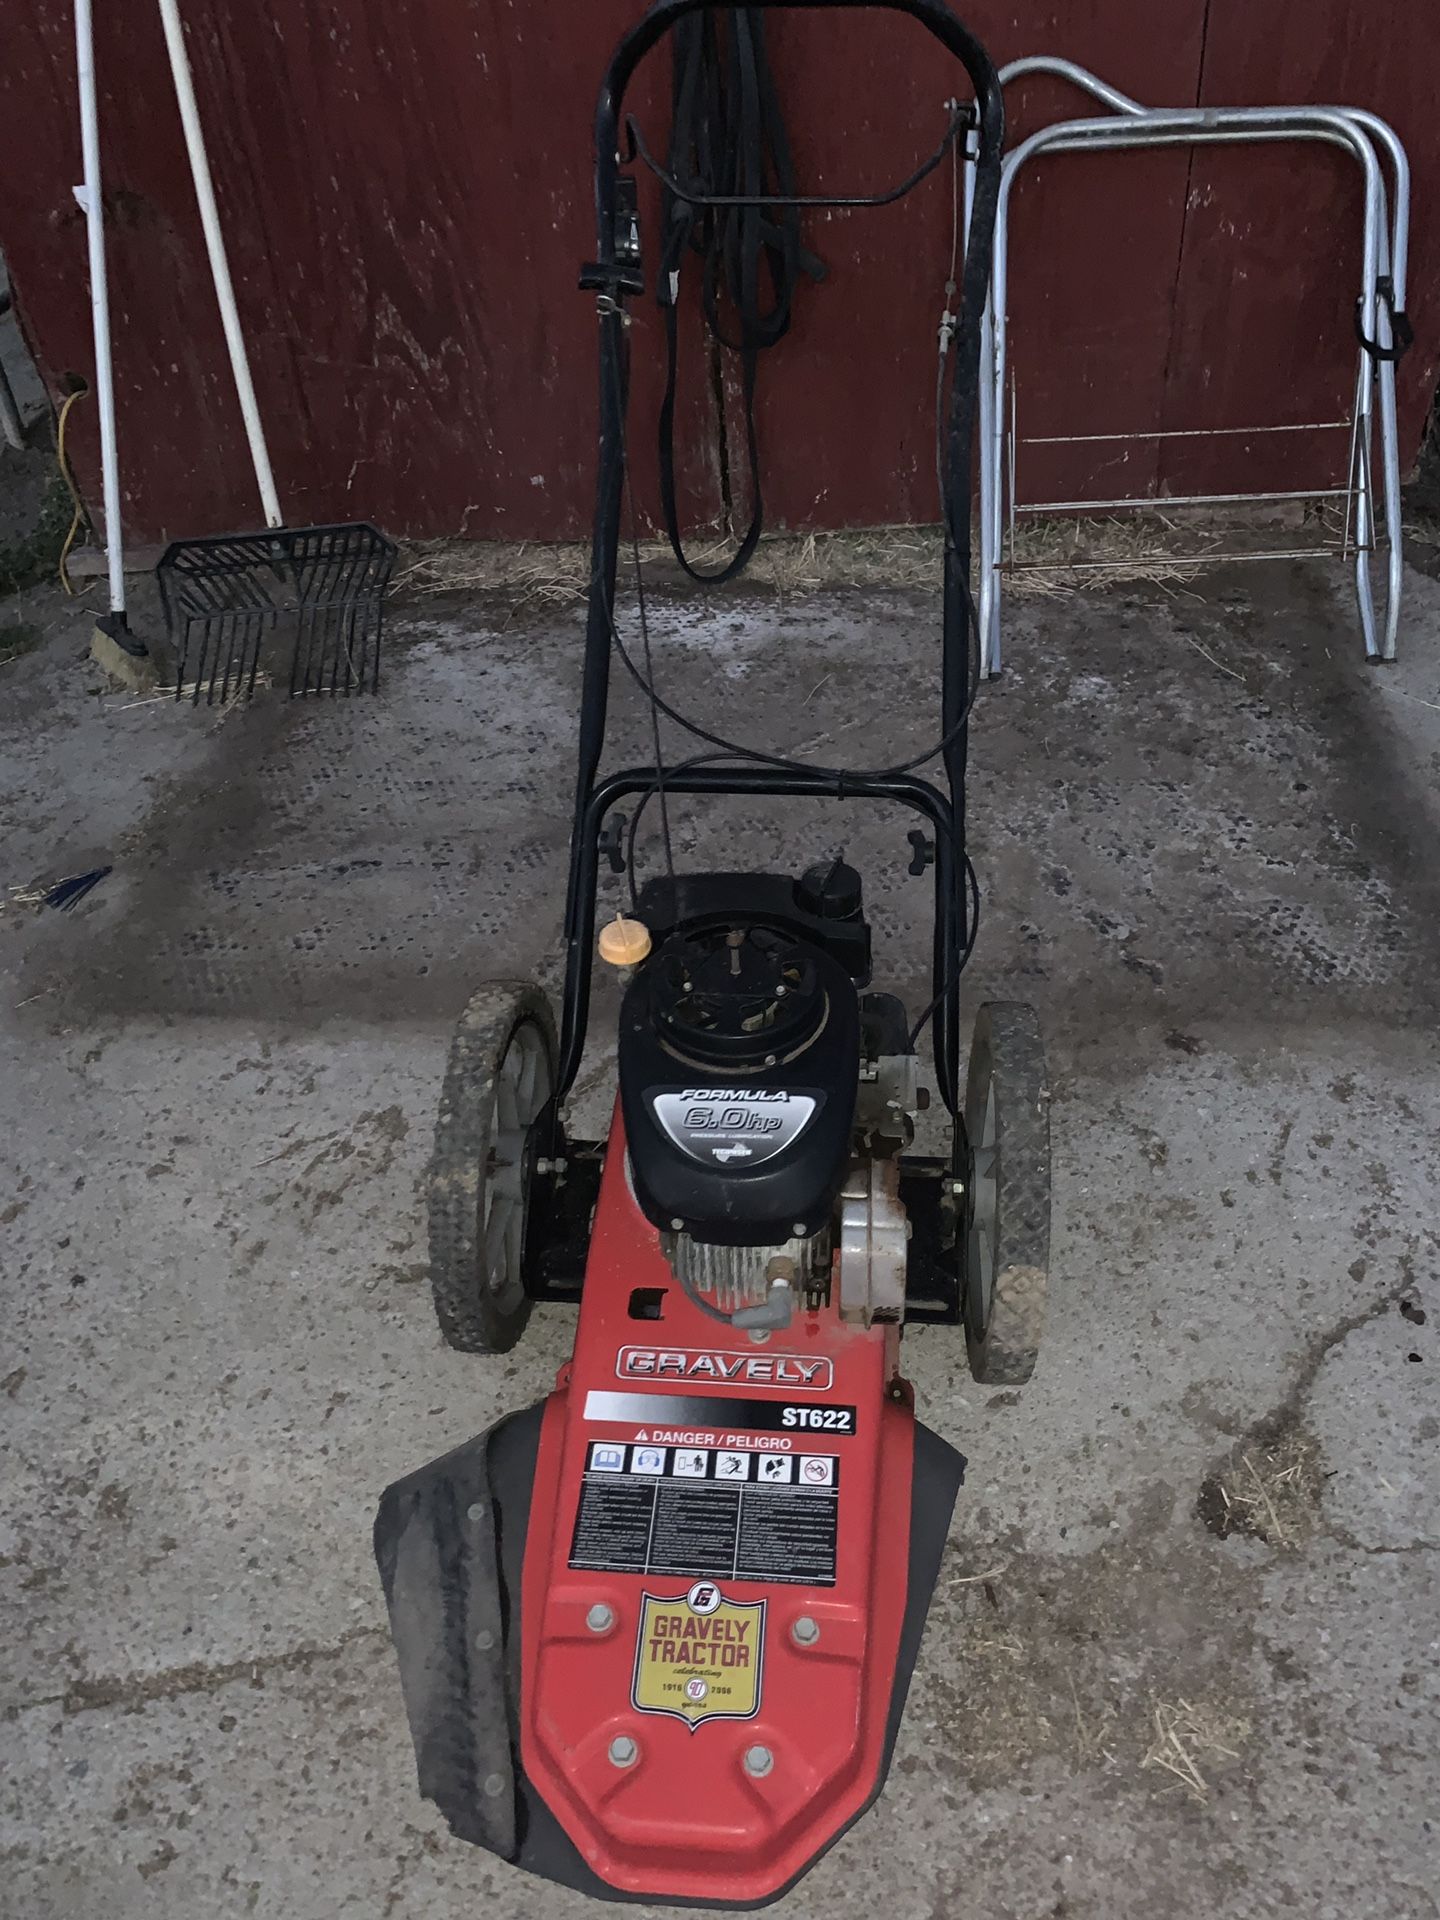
[[0, 0, 1434, 545]]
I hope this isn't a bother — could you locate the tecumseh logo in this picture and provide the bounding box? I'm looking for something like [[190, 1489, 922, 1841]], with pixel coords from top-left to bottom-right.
[[618, 1346, 833, 1391]]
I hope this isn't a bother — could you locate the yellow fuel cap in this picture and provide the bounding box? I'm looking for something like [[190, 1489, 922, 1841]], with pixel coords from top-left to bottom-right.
[[598, 913, 652, 968]]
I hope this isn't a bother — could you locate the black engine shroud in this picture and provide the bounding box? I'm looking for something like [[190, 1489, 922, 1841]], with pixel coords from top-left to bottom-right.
[[618, 917, 861, 1246]]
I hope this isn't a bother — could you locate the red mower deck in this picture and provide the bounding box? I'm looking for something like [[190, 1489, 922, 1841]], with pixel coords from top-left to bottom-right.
[[520, 1112, 916, 1903]]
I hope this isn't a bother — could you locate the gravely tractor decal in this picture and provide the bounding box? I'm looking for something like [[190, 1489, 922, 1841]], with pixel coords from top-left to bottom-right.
[[617, 1346, 833, 1391], [631, 1584, 766, 1729]]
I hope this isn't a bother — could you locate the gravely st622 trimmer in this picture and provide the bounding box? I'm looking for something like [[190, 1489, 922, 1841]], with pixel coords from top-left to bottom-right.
[[375, 0, 1050, 1904]]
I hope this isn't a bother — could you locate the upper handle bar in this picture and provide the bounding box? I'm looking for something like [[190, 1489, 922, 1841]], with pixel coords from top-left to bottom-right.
[[591, 0, 1004, 267]]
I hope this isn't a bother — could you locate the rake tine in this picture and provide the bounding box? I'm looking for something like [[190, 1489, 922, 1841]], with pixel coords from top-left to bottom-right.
[[217, 607, 239, 706], [246, 611, 265, 700], [291, 596, 311, 697]]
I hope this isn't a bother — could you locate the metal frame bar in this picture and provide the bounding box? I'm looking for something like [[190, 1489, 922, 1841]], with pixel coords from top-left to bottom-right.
[[1006, 546, 1359, 572], [1017, 486, 1353, 514], [1019, 420, 1353, 445], [967, 58, 1410, 671]]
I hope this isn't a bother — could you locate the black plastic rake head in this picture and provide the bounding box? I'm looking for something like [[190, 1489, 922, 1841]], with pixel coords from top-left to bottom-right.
[[156, 522, 396, 705]]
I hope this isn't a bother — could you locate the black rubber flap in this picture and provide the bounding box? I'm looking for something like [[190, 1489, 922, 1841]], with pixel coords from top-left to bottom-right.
[[374, 1407, 537, 1855]]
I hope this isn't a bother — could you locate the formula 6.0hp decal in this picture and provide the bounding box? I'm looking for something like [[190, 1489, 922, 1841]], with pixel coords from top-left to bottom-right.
[[651, 1088, 820, 1169], [618, 1346, 833, 1391], [632, 1583, 766, 1729]]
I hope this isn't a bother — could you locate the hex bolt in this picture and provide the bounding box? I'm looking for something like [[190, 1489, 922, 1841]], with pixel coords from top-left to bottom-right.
[[743, 1744, 775, 1778], [670, 1217, 685, 1232], [482, 1772, 506, 1799], [586, 1602, 616, 1634], [466, 1501, 487, 1523], [791, 1222, 807, 1238], [608, 1734, 639, 1769], [791, 1615, 820, 1647]]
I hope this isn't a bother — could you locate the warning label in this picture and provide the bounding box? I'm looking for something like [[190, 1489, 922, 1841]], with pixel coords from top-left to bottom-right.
[[632, 1583, 765, 1728], [570, 1444, 840, 1586]]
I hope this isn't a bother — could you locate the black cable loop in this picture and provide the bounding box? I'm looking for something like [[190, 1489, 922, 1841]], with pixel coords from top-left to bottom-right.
[[655, 9, 826, 584], [1354, 276, 1414, 363]]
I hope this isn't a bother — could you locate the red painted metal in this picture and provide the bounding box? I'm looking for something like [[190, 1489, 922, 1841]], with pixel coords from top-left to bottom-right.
[[749, 2, 1211, 523], [520, 1106, 914, 1904], [0, 1, 1434, 542], [0, 0, 667, 544], [1157, 0, 1440, 501]]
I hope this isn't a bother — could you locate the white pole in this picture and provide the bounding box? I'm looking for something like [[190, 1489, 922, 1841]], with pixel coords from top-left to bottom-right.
[[154, 0, 283, 528], [73, 0, 125, 615]]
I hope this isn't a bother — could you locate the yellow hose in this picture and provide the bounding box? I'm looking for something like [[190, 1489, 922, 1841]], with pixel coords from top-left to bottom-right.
[[55, 387, 89, 596]]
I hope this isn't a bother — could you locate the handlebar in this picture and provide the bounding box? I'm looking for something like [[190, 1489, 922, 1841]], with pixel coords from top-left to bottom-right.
[[591, 0, 1004, 265]]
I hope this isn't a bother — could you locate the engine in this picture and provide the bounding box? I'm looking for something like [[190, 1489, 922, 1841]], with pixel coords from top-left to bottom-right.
[[618, 915, 861, 1324]]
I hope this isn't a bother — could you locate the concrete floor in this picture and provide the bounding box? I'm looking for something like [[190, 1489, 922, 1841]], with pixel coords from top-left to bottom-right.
[[1, 556, 1438, 1919]]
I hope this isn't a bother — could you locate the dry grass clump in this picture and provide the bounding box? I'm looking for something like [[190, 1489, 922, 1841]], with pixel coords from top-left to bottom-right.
[[1201, 1432, 1325, 1549], [392, 506, 1324, 611], [1142, 1696, 1251, 1801]]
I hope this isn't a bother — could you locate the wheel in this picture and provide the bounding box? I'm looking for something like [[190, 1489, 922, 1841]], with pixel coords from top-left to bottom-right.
[[962, 1002, 1051, 1385], [428, 983, 557, 1353]]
